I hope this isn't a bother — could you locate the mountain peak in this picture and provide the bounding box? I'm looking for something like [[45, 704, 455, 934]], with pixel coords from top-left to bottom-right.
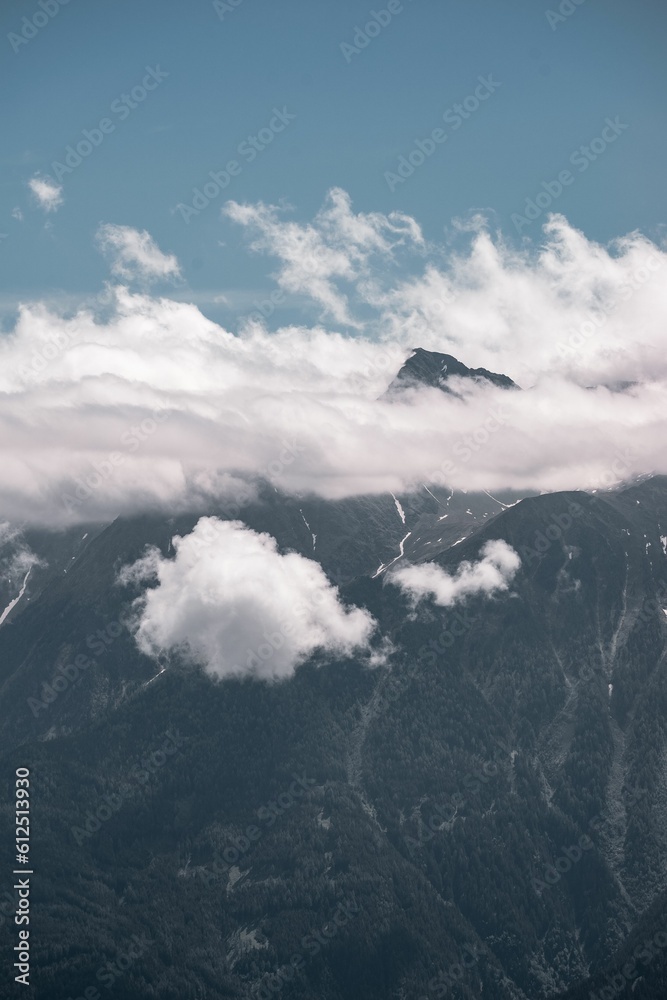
[[386, 348, 519, 395]]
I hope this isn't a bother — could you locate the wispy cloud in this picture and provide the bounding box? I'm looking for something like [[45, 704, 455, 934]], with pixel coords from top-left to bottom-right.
[[224, 187, 423, 327], [0, 522, 43, 587], [28, 175, 63, 213], [225, 191, 667, 390], [96, 224, 182, 283]]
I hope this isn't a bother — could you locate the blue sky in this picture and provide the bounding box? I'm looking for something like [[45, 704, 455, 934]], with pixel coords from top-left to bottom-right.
[[1, 0, 665, 327]]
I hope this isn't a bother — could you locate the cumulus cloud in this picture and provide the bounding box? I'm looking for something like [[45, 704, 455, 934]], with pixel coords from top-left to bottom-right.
[[387, 540, 521, 607], [118, 518, 376, 680], [0, 191, 665, 525], [28, 176, 63, 213], [96, 224, 181, 283], [226, 194, 667, 388]]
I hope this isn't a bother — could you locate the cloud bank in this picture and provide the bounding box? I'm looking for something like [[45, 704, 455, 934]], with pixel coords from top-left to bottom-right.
[[387, 540, 521, 607], [118, 517, 376, 681], [0, 190, 666, 524]]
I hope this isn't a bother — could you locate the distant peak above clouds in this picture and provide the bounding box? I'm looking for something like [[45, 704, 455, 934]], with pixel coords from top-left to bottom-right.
[[0, 190, 666, 524], [385, 348, 519, 397]]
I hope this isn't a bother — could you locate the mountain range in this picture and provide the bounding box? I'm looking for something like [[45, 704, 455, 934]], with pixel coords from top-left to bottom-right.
[[1, 350, 666, 999]]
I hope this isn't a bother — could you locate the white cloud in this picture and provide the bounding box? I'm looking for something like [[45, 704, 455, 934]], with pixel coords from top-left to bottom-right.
[[28, 176, 63, 213], [387, 540, 521, 607], [225, 193, 667, 388], [118, 517, 376, 681], [224, 187, 423, 327], [96, 224, 181, 283], [0, 523, 43, 587], [0, 197, 665, 525]]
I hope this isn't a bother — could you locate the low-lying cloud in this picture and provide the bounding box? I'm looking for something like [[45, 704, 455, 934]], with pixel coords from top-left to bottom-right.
[[0, 523, 43, 589], [118, 517, 376, 681], [387, 540, 521, 607], [0, 190, 666, 524]]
